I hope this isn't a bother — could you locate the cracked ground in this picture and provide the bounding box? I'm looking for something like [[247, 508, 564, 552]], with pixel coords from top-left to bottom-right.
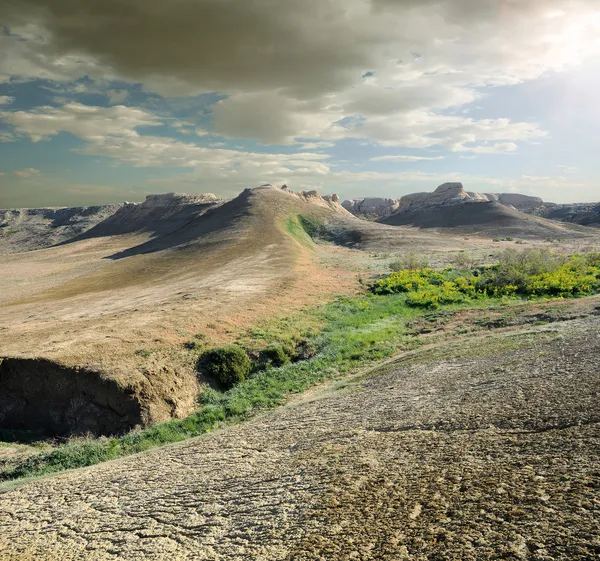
[[1, 317, 599, 560]]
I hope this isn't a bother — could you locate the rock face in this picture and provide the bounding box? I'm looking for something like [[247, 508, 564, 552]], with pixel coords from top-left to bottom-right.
[[496, 193, 544, 210], [72, 192, 223, 241], [0, 358, 143, 436], [342, 197, 401, 219]]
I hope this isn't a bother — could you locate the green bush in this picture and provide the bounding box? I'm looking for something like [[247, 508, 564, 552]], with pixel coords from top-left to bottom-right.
[[479, 248, 567, 292], [259, 344, 291, 369], [200, 346, 251, 389], [405, 284, 467, 309]]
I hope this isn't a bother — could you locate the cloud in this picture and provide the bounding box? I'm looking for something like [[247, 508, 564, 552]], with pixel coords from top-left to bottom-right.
[[13, 167, 41, 178], [299, 141, 337, 150], [1, 0, 598, 151], [1, 103, 161, 142], [207, 92, 341, 145], [370, 155, 444, 162], [0, 96, 14, 105], [454, 142, 519, 154], [106, 89, 128, 105]]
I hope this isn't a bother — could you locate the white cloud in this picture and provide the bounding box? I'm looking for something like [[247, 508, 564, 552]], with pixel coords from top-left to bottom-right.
[[300, 141, 336, 150], [370, 155, 444, 162], [13, 167, 40, 178], [454, 142, 519, 154], [0, 96, 14, 105], [1, 103, 161, 142]]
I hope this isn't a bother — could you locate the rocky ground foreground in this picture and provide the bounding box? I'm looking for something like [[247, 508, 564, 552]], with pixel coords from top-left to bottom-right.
[[1, 312, 599, 560]]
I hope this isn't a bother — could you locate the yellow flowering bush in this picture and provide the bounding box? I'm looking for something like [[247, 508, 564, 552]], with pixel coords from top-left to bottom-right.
[[372, 249, 600, 309]]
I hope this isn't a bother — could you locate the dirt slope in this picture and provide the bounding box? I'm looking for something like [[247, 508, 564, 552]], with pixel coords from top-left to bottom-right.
[[1, 314, 598, 560], [0, 187, 357, 435]]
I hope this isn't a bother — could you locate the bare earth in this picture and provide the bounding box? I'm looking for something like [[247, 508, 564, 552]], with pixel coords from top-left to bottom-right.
[[1, 313, 598, 560]]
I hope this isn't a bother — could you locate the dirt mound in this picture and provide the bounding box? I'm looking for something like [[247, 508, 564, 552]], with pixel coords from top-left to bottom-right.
[[0, 204, 122, 254]]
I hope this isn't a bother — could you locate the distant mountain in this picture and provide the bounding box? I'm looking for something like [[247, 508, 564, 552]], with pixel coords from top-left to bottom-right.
[[343, 184, 600, 230], [526, 202, 600, 228], [377, 183, 591, 238], [0, 204, 122, 254], [342, 184, 545, 221]]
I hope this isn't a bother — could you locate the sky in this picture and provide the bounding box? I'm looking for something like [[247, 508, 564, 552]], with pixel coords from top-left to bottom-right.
[[1, 0, 600, 208]]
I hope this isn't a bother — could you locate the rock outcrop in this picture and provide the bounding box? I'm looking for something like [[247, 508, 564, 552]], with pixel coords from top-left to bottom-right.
[[377, 183, 592, 238], [71, 192, 223, 241], [342, 197, 401, 219], [496, 193, 544, 210], [343, 184, 547, 221]]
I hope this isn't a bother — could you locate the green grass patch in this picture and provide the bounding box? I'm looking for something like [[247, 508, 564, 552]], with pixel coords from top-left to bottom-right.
[[283, 215, 315, 248]]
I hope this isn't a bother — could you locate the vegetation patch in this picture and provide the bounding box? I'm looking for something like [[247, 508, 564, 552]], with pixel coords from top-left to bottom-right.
[[373, 249, 600, 308]]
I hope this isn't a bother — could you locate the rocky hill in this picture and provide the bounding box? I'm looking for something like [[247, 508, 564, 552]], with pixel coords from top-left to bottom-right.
[[527, 202, 600, 228], [342, 197, 401, 219], [342, 184, 545, 220], [69, 192, 223, 243], [343, 185, 600, 230], [0, 204, 122, 254], [377, 183, 590, 238]]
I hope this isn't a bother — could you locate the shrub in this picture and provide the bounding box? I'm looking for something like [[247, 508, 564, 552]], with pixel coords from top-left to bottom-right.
[[373, 268, 444, 295], [373, 248, 600, 304], [200, 346, 251, 389], [584, 251, 600, 268], [389, 252, 429, 272], [453, 251, 476, 269], [259, 344, 291, 369], [405, 285, 466, 309], [479, 248, 567, 292]]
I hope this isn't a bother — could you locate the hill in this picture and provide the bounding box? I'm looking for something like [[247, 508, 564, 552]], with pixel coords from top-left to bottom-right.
[[378, 183, 590, 238], [0, 186, 357, 437], [528, 202, 600, 228], [1, 184, 597, 438]]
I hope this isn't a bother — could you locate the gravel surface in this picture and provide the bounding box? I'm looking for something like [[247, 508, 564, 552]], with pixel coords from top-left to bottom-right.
[[1, 317, 599, 560]]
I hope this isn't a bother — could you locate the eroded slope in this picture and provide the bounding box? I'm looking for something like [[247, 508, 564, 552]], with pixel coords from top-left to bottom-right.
[[0, 187, 358, 435], [0, 315, 598, 559]]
